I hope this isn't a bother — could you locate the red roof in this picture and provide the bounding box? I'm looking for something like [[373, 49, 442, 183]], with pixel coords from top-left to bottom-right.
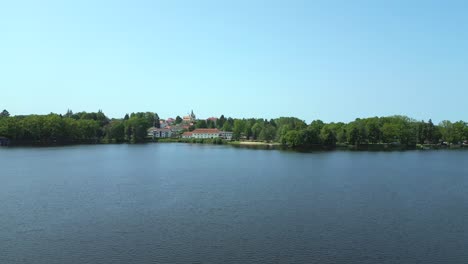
[[192, 129, 220, 134]]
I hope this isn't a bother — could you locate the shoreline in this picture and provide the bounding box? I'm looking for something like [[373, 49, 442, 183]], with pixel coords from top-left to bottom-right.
[[2, 139, 467, 152]]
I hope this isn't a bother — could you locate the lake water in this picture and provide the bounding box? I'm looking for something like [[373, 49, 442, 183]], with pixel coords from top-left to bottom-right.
[[1, 144, 467, 264]]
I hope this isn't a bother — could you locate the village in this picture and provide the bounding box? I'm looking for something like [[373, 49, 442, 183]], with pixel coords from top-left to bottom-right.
[[147, 111, 233, 141]]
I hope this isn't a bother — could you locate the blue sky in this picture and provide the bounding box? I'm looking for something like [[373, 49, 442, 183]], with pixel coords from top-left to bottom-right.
[[1, 0, 467, 122]]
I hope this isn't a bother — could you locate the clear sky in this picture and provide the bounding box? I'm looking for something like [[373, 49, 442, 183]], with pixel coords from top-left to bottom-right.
[[1, 0, 467, 122]]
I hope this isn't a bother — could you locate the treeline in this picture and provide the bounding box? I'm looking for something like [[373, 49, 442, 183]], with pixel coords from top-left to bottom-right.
[[0, 110, 159, 144], [145, 113, 468, 148], [202, 115, 468, 148], [0, 109, 467, 148]]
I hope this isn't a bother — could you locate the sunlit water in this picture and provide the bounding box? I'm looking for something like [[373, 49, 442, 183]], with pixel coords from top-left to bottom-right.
[[1, 144, 467, 263]]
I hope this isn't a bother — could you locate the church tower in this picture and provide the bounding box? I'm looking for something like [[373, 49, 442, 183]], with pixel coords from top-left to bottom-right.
[[190, 110, 196, 121]]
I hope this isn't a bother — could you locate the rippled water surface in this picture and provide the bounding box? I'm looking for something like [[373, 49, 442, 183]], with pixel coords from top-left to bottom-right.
[[1, 144, 467, 263]]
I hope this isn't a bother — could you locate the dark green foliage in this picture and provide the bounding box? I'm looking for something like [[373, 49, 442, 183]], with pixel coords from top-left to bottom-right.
[[0, 113, 101, 143], [1, 111, 466, 149], [154, 113, 160, 128], [105, 121, 125, 142], [196, 120, 208, 129], [217, 115, 226, 129], [0, 111, 157, 145], [0, 109, 10, 118], [206, 119, 216, 128], [320, 125, 337, 146], [347, 120, 368, 145]]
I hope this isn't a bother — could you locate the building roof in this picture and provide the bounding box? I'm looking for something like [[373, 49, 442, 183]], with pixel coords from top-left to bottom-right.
[[192, 129, 220, 134], [148, 127, 172, 132]]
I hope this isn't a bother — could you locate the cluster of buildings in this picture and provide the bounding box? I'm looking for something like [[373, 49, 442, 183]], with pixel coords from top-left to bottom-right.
[[147, 111, 233, 141]]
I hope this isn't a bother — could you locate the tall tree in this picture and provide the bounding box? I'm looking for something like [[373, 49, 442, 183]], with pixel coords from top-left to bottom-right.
[[320, 125, 337, 146], [206, 119, 216, 128], [0, 109, 10, 118], [347, 121, 368, 145], [233, 119, 246, 140], [154, 113, 160, 128], [218, 115, 226, 129], [196, 120, 208, 129], [366, 118, 382, 144], [426, 119, 435, 143]]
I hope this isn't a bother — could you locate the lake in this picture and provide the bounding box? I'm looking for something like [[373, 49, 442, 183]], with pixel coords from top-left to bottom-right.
[[1, 144, 467, 264]]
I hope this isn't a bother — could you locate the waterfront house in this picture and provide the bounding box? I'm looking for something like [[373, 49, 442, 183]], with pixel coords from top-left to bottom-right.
[[148, 128, 173, 138], [220, 131, 233, 141], [182, 132, 193, 139], [192, 129, 220, 139], [0, 137, 10, 146]]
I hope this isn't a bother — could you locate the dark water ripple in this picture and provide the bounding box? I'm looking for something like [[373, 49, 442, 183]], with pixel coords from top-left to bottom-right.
[[1, 144, 468, 263]]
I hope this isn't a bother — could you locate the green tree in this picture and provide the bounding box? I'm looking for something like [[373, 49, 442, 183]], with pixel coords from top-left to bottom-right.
[[207, 119, 216, 128], [125, 116, 151, 143], [347, 120, 368, 145], [154, 113, 160, 128], [105, 121, 125, 142], [366, 118, 382, 144], [451, 121, 466, 144], [251, 122, 264, 140], [221, 121, 233, 132], [416, 121, 426, 144], [196, 120, 208, 129], [381, 123, 399, 143], [282, 130, 304, 147], [426, 119, 435, 143], [233, 119, 246, 140], [320, 125, 337, 146], [218, 115, 226, 129], [259, 124, 276, 141], [0, 109, 10, 118], [175, 116, 183, 124], [439, 120, 454, 143]]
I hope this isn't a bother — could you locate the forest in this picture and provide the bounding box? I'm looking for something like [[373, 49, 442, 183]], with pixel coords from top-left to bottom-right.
[[0, 109, 467, 148]]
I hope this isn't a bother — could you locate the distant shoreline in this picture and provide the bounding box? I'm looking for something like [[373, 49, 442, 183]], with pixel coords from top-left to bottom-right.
[[3, 140, 467, 152]]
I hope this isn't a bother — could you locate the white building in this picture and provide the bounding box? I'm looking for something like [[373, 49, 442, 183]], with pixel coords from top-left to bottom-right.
[[220, 131, 233, 141], [191, 129, 220, 139], [148, 128, 173, 138], [182, 132, 193, 139]]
